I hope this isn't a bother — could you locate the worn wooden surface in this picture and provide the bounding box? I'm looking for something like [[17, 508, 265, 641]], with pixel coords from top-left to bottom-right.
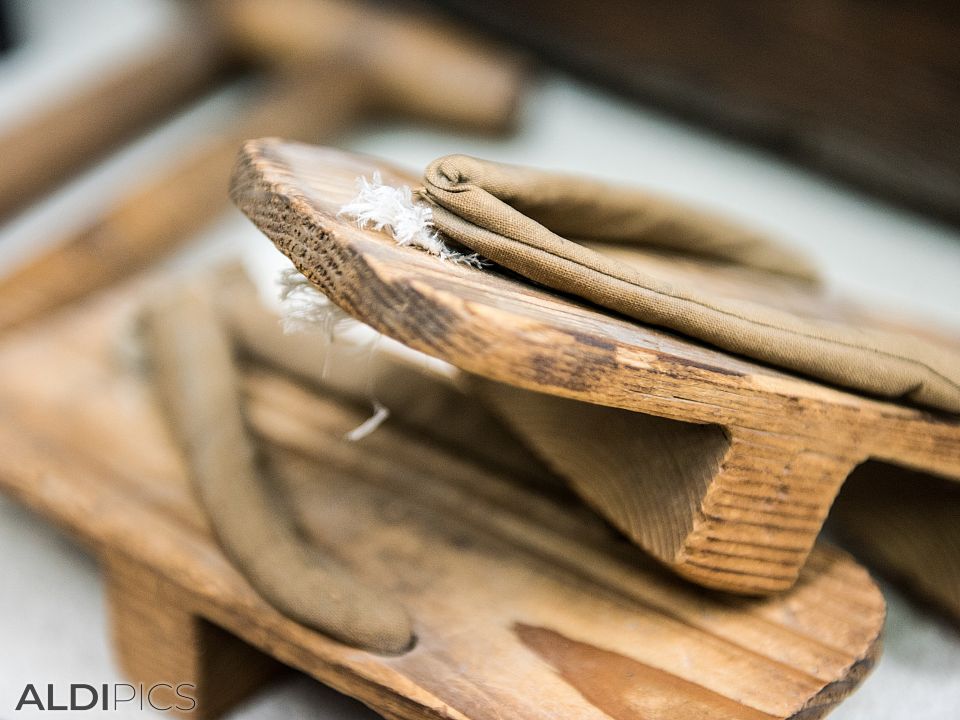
[[213, 267, 559, 492], [0, 274, 884, 719], [828, 462, 960, 629], [230, 140, 960, 595]]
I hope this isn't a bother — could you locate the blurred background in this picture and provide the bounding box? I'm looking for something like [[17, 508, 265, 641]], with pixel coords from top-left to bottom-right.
[[0, 0, 958, 718]]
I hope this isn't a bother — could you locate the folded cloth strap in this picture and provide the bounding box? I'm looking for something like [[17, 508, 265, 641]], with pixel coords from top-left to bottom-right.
[[422, 155, 960, 414], [423, 154, 820, 282]]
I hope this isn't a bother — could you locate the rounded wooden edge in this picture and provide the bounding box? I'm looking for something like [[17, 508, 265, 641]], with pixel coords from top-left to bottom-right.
[[790, 637, 883, 720]]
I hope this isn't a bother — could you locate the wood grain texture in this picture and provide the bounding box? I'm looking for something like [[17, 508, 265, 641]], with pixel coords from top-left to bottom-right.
[[0, 273, 883, 719], [828, 462, 960, 629], [212, 266, 562, 494], [229, 140, 960, 594]]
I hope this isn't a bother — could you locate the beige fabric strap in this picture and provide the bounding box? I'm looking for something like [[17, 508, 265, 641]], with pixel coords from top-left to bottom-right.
[[422, 154, 960, 414], [143, 286, 413, 654]]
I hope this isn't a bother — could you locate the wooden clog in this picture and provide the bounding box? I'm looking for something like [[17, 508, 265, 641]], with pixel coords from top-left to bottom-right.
[[230, 139, 960, 595], [0, 270, 885, 719]]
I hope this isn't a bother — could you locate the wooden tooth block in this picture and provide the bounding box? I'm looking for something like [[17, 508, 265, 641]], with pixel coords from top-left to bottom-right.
[[105, 554, 283, 718], [229, 139, 960, 595]]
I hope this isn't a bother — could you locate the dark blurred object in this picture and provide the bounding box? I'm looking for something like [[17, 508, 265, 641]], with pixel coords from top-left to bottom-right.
[[427, 0, 960, 223], [829, 461, 960, 629], [0, 0, 14, 53]]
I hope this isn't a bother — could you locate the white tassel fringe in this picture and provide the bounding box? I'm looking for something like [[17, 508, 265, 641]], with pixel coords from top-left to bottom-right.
[[276, 267, 354, 337], [338, 172, 485, 268], [276, 267, 390, 442]]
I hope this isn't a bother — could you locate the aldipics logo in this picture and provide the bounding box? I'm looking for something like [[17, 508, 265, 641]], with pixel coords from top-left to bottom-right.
[[14, 683, 196, 712]]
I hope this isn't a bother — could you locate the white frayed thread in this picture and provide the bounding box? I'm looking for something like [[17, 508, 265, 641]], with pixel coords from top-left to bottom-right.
[[276, 267, 391, 441], [277, 267, 355, 337], [338, 172, 485, 268], [343, 400, 390, 442]]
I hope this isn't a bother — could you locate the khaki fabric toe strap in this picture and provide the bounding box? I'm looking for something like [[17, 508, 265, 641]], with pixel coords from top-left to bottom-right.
[[421, 154, 960, 414]]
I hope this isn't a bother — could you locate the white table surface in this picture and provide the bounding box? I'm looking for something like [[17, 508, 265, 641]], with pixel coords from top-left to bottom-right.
[[1, 1, 959, 718]]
